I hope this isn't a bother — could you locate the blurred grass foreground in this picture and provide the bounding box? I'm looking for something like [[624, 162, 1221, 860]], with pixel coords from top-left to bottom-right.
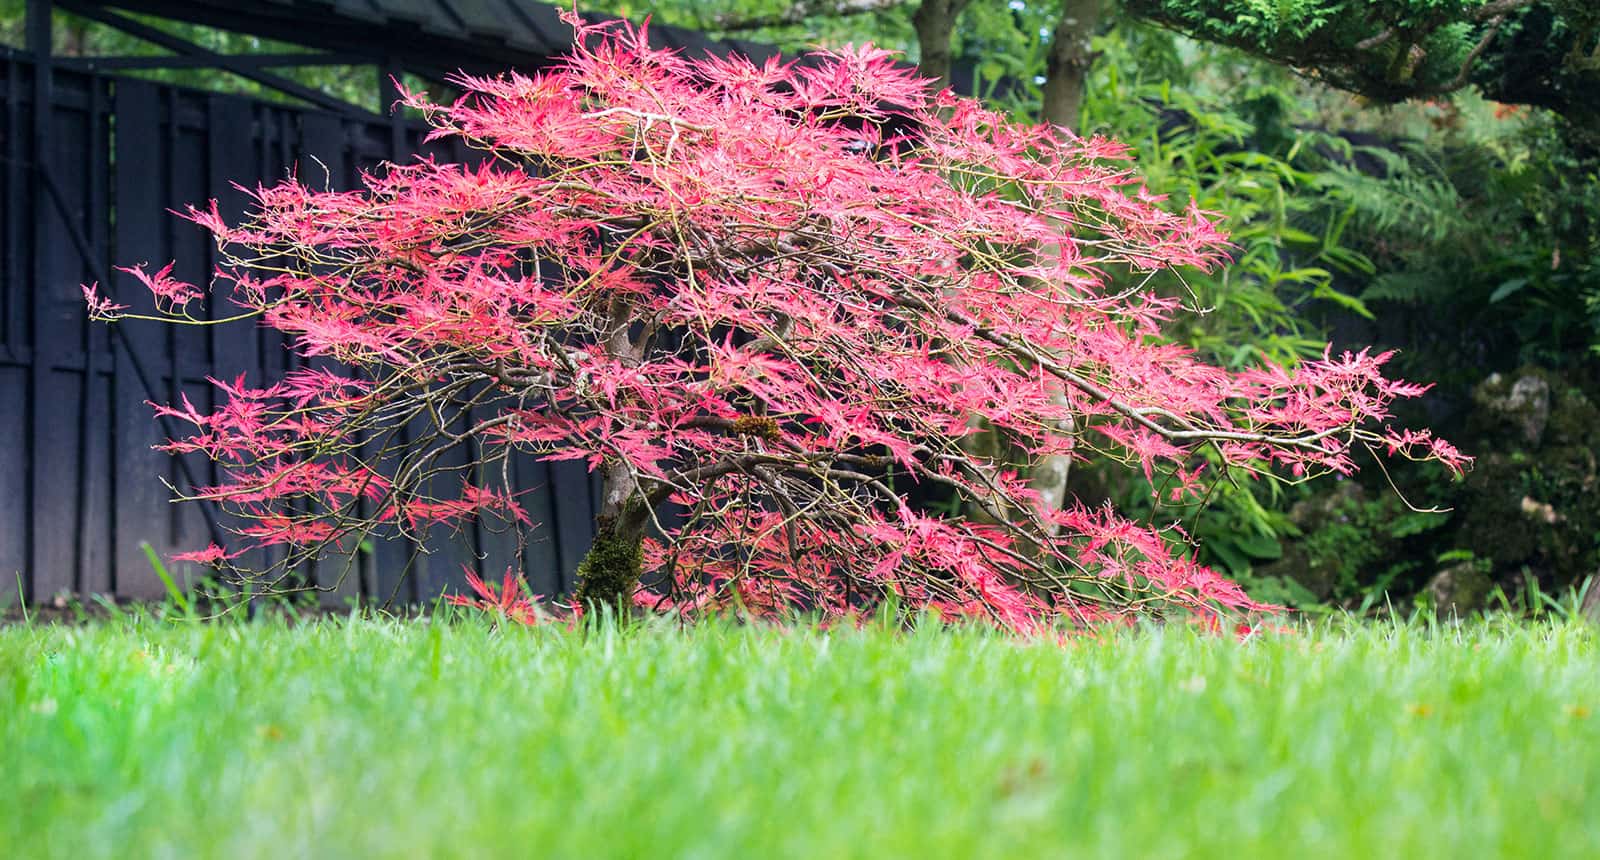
[[4, 614, 1599, 858]]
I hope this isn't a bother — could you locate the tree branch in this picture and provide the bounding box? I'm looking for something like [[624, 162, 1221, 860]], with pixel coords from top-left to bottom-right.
[[1473, 0, 1535, 22], [710, 0, 911, 32], [1355, 28, 1395, 52], [1423, 14, 1509, 94]]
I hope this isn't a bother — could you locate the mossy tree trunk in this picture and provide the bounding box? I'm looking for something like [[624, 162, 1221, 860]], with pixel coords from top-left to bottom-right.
[[573, 295, 658, 614], [572, 461, 653, 613]]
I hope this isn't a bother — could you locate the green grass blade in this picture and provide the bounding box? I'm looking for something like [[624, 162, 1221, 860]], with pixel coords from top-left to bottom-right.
[[141, 541, 193, 619]]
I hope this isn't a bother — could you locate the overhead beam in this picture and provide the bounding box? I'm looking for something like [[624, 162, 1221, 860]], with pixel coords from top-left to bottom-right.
[[56, 0, 382, 118], [58, 0, 569, 84], [57, 52, 367, 72]]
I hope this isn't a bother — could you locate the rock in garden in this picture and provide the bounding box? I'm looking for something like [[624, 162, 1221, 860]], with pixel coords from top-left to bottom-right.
[[1473, 371, 1552, 446]]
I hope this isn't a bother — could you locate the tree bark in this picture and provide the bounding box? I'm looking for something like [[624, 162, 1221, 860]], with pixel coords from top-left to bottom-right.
[[712, 0, 910, 32], [572, 460, 652, 613], [1029, 403, 1073, 533], [1041, 0, 1103, 129], [912, 0, 970, 90], [573, 295, 654, 613], [1025, 2, 1105, 521]]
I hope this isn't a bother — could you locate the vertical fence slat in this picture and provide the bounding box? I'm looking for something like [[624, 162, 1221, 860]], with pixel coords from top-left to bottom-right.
[[364, 104, 417, 606], [42, 73, 96, 597], [111, 79, 177, 600], [169, 89, 219, 584], [207, 95, 258, 384], [516, 454, 562, 599], [296, 111, 368, 607], [200, 93, 268, 587], [3, 58, 24, 353], [28, 3, 75, 603], [549, 460, 596, 594], [249, 105, 290, 595], [0, 58, 28, 604], [0, 363, 24, 605], [471, 421, 544, 596], [77, 75, 113, 596]]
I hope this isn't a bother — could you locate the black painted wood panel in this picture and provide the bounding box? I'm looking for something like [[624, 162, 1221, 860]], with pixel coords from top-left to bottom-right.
[[2, 59, 600, 607]]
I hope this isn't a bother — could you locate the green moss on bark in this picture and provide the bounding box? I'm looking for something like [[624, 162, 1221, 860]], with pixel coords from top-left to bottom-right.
[[573, 498, 646, 613]]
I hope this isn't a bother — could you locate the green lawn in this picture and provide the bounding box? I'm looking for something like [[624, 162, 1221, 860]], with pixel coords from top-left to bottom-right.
[[3, 614, 1597, 858]]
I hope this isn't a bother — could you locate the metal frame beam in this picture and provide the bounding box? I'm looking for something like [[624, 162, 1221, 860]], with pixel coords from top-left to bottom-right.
[[56, 0, 563, 84], [56, 0, 383, 118], [57, 52, 366, 72]]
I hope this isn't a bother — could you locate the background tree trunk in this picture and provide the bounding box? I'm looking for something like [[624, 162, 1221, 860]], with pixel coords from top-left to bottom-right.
[[1042, 0, 1104, 128], [1026, 2, 1106, 523], [912, 0, 970, 90]]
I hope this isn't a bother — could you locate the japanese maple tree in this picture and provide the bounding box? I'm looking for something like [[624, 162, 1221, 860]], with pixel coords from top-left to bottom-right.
[[88, 14, 1465, 631]]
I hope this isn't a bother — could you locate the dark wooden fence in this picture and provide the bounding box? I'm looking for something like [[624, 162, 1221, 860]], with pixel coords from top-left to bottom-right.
[[1, 54, 601, 607]]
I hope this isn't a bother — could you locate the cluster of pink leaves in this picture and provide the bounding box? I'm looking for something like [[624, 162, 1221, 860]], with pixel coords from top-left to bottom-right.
[[90, 13, 1466, 631]]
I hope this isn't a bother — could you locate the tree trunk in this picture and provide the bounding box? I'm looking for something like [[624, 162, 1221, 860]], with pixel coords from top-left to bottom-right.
[[912, 0, 968, 90], [572, 294, 655, 613], [1042, 0, 1104, 129], [572, 461, 651, 613], [1029, 403, 1073, 533], [1025, 1, 1104, 520]]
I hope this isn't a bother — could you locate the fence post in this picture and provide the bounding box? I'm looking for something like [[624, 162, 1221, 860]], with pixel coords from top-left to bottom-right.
[[26, 0, 54, 603]]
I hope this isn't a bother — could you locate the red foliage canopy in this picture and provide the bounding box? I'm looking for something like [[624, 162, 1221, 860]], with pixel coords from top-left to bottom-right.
[[89, 15, 1465, 631]]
